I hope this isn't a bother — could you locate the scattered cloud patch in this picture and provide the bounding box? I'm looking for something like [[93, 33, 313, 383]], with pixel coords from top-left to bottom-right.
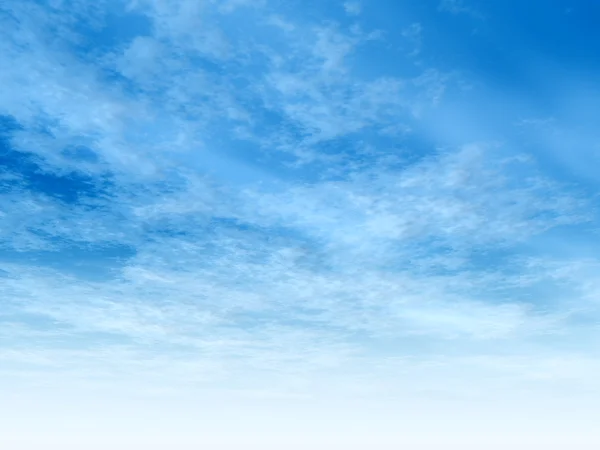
[[438, 0, 483, 18], [0, 0, 599, 409], [344, 1, 362, 16]]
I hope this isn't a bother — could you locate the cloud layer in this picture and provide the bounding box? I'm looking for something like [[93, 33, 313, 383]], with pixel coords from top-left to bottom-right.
[[1, 0, 600, 448]]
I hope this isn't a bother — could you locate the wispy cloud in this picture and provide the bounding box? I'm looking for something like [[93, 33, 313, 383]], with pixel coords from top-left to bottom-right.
[[1, 0, 600, 446], [438, 0, 484, 19], [344, 2, 362, 16]]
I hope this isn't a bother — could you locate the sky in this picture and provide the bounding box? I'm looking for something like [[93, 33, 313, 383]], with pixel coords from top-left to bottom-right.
[[1, 0, 600, 449]]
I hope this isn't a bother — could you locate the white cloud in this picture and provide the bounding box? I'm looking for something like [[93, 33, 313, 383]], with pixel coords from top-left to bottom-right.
[[344, 2, 362, 16], [402, 22, 423, 56], [0, 141, 590, 393], [0, 0, 599, 420]]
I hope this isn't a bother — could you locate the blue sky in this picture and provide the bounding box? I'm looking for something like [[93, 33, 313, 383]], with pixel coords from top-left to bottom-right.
[[2, 1, 600, 448]]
